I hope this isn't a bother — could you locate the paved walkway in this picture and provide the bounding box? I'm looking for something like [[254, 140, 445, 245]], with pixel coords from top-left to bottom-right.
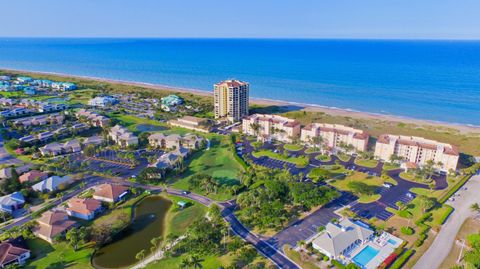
[[413, 174, 480, 269], [130, 235, 186, 269]]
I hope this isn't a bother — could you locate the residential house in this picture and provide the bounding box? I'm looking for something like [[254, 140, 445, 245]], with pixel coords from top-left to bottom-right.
[[242, 114, 301, 143], [19, 170, 48, 183], [150, 147, 189, 171], [0, 192, 25, 214], [374, 134, 459, 171], [52, 82, 76, 91], [66, 198, 103, 220], [88, 96, 118, 107], [312, 219, 375, 260], [109, 125, 138, 147], [40, 139, 81, 156], [23, 87, 36, 95], [93, 183, 129, 203], [75, 109, 110, 127], [33, 210, 76, 243], [16, 77, 32, 84], [168, 115, 212, 132], [38, 103, 66, 113], [32, 176, 72, 193], [301, 123, 369, 153], [0, 237, 31, 268], [83, 135, 104, 147], [148, 133, 203, 150]]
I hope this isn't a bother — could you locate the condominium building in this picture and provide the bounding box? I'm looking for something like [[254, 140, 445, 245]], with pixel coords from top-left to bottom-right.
[[374, 134, 459, 171], [214, 79, 249, 122], [242, 114, 301, 143], [301, 123, 369, 153]]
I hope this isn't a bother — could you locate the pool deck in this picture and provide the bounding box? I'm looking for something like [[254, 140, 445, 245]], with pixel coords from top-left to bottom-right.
[[347, 233, 403, 269]]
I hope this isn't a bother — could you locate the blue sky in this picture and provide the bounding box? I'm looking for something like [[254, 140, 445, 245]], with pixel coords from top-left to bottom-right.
[[1, 0, 480, 39]]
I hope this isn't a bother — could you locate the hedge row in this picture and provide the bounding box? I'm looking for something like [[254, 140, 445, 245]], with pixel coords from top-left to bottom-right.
[[389, 249, 414, 269], [438, 205, 454, 225], [438, 175, 471, 204], [414, 212, 432, 247], [230, 134, 249, 170]]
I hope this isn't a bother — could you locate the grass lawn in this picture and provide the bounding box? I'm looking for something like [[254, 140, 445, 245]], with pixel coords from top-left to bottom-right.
[[67, 89, 97, 105], [305, 147, 321, 154], [161, 193, 208, 237], [315, 154, 331, 162], [383, 162, 401, 171], [284, 143, 304, 151], [329, 171, 387, 203], [25, 239, 94, 269], [252, 150, 309, 168], [93, 192, 148, 230], [337, 153, 351, 162], [399, 171, 421, 182], [108, 113, 168, 133], [354, 158, 379, 168], [283, 245, 320, 269], [171, 135, 244, 201]]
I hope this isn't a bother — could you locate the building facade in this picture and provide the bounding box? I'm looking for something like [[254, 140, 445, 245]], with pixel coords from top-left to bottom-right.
[[374, 134, 459, 171], [242, 114, 301, 143], [214, 80, 249, 122], [301, 123, 369, 153]]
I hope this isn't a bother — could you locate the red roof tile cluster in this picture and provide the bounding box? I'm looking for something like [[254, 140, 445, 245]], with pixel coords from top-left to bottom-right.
[[94, 184, 129, 201], [67, 198, 102, 216], [0, 237, 29, 266]]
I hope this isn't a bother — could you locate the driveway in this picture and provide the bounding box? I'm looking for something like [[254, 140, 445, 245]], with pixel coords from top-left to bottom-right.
[[413, 174, 480, 269]]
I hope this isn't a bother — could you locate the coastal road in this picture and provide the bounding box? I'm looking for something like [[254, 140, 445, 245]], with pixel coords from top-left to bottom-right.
[[413, 174, 480, 269], [222, 205, 300, 269]]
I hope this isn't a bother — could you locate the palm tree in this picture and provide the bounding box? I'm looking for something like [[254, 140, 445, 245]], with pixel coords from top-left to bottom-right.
[[189, 255, 204, 269], [471, 203, 480, 214], [180, 257, 192, 269], [150, 236, 162, 259], [250, 123, 261, 137], [135, 249, 146, 263], [312, 136, 323, 151]]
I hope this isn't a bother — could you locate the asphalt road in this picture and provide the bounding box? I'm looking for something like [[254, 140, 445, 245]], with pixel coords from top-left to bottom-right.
[[413, 174, 480, 269], [0, 136, 23, 166]]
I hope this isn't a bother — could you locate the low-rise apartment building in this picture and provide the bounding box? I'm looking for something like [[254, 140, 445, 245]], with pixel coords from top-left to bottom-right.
[[374, 134, 459, 171], [76, 109, 110, 127], [301, 123, 369, 153], [109, 125, 138, 147], [168, 115, 212, 132], [242, 114, 301, 143]]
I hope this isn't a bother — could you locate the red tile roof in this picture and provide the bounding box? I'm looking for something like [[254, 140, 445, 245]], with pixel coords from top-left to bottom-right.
[[67, 198, 102, 216], [0, 237, 29, 266], [94, 184, 129, 201]]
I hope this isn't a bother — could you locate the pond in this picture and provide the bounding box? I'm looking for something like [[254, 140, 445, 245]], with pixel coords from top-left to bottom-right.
[[136, 124, 169, 132], [92, 196, 172, 269], [44, 97, 67, 103]]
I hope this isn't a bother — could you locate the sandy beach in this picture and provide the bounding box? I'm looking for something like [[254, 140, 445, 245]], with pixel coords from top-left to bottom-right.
[[3, 68, 480, 134]]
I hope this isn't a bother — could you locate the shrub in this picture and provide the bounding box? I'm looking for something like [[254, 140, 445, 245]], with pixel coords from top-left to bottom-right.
[[389, 249, 414, 269], [401, 226, 414, 235]]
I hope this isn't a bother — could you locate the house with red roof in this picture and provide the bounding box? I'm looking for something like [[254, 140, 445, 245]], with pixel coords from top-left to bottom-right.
[[66, 198, 103, 220], [0, 237, 30, 268], [93, 183, 129, 203]]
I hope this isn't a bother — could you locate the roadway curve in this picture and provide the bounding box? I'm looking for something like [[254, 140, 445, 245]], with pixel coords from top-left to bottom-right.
[[413, 174, 480, 269]]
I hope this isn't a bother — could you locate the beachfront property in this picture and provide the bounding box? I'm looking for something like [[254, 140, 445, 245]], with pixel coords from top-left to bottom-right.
[[148, 133, 204, 150], [0, 237, 31, 267], [374, 134, 459, 171], [39, 139, 81, 156], [161, 94, 184, 112], [311, 218, 403, 269], [168, 115, 212, 132], [214, 79, 249, 122], [88, 96, 119, 107], [0, 192, 25, 214], [93, 183, 129, 203], [32, 176, 72, 193], [76, 109, 111, 127], [108, 125, 138, 147], [52, 82, 77, 91], [242, 114, 301, 143], [33, 210, 76, 243], [66, 198, 103, 220], [301, 123, 369, 153]]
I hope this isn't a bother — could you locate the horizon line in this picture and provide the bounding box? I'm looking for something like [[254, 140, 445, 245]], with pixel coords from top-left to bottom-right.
[[1, 36, 480, 41]]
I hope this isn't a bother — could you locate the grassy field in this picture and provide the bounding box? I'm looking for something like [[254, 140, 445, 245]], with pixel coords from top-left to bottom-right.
[[252, 150, 309, 168], [329, 171, 390, 203], [315, 154, 331, 162], [284, 143, 304, 151], [161, 193, 208, 237], [171, 135, 244, 201], [354, 158, 379, 168], [25, 239, 94, 269], [283, 245, 320, 269]]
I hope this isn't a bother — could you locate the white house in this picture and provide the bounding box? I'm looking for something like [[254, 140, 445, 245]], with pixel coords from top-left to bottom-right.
[[32, 176, 72, 193], [88, 96, 118, 107], [0, 192, 25, 214]]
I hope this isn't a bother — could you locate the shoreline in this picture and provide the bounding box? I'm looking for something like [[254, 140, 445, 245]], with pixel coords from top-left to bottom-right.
[[2, 67, 480, 133]]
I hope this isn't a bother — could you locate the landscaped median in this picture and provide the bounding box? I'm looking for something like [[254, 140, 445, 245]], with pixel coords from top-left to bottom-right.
[[284, 143, 304, 151], [354, 158, 379, 168], [329, 171, 390, 203], [252, 150, 309, 168]]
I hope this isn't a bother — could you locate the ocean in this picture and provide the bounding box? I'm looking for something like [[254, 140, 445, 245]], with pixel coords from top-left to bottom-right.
[[1, 38, 480, 125]]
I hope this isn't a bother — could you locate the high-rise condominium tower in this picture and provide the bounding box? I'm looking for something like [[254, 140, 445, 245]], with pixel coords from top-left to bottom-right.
[[214, 79, 249, 122]]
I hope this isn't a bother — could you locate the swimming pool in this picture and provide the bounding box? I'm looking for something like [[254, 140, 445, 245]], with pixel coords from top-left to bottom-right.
[[352, 245, 380, 268], [388, 238, 397, 245]]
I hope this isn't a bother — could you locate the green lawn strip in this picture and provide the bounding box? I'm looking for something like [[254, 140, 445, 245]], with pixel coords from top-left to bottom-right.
[[284, 143, 304, 151], [252, 150, 309, 168], [329, 171, 386, 203], [337, 153, 351, 162], [283, 245, 319, 269], [315, 154, 331, 162], [383, 163, 401, 171], [25, 239, 94, 269], [304, 147, 321, 154], [354, 158, 379, 168]]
